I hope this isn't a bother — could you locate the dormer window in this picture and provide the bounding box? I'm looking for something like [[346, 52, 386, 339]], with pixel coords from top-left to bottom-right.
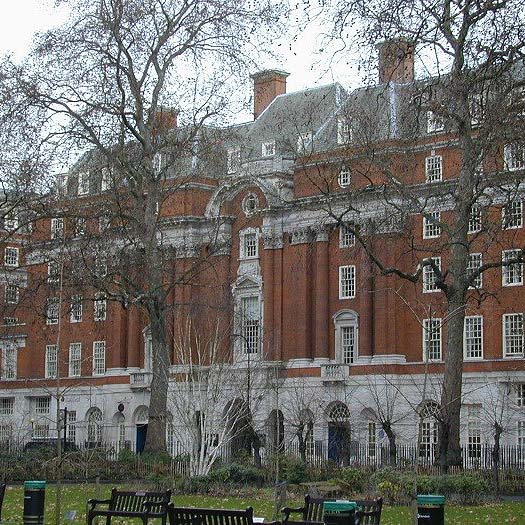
[[101, 167, 110, 192], [152, 153, 164, 175], [337, 117, 352, 144], [262, 141, 276, 157], [427, 111, 444, 134], [3, 211, 18, 231], [78, 172, 89, 196], [338, 165, 351, 188], [227, 147, 241, 174], [297, 131, 313, 154]]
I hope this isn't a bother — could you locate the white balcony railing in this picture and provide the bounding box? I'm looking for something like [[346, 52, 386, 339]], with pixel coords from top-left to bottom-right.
[[130, 371, 153, 389], [320, 363, 349, 382]]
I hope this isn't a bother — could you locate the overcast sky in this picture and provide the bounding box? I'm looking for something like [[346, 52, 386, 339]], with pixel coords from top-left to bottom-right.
[[0, 1, 362, 94]]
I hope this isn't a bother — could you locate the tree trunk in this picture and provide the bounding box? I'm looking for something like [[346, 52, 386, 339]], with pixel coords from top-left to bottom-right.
[[492, 424, 502, 496], [438, 295, 466, 470], [383, 423, 397, 466], [144, 300, 169, 453]]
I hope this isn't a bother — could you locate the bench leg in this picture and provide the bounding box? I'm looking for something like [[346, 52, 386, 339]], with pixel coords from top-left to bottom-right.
[[106, 515, 112, 525]]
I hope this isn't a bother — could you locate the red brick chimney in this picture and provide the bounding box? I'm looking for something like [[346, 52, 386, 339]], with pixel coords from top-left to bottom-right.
[[150, 106, 179, 136], [250, 69, 289, 120], [377, 39, 415, 84]]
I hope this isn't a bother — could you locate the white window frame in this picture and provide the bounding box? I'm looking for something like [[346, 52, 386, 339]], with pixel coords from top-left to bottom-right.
[[35, 396, 50, 415], [337, 116, 352, 144], [504, 143, 525, 171], [516, 383, 525, 407], [77, 171, 90, 195], [339, 224, 356, 248], [470, 94, 484, 126], [502, 200, 523, 230], [227, 147, 241, 174], [73, 216, 86, 237], [48, 261, 60, 284], [423, 211, 441, 239], [0, 398, 14, 416], [423, 318, 442, 362], [98, 214, 111, 233], [69, 342, 82, 377], [333, 310, 359, 365], [518, 421, 525, 448], [425, 155, 443, 183], [338, 165, 351, 188], [367, 420, 377, 458], [93, 341, 106, 375], [153, 153, 163, 174], [1, 344, 17, 380], [240, 228, 259, 259], [4, 247, 19, 267], [94, 293, 107, 321], [45, 344, 58, 379], [94, 255, 108, 277], [101, 167, 110, 192], [467, 406, 482, 459], [297, 131, 313, 154], [67, 410, 77, 442], [503, 313, 524, 358], [468, 205, 482, 234], [46, 297, 59, 325], [51, 218, 64, 240], [464, 316, 483, 360], [339, 265, 356, 299], [423, 257, 441, 293], [240, 295, 261, 355], [502, 249, 523, 286], [426, 111, 444, 134], [5, 284, 19, 304], [467, 253, 483, 289], [70, 295, 83, 323], [261, 140, 276, 157]]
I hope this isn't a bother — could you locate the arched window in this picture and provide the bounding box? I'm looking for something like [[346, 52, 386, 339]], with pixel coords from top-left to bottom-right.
[[333, 310, 359, 364], [86, 407, 103, 445], [112, 412, 126, 450], [327, 401, 351, 465], [135, 405, 149, 425], [419, 401, 439, 460]]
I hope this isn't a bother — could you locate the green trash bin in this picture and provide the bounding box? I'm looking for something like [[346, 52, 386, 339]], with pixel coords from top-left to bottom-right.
[[417, 494, 445, 525], [23, 481, 46, 525], [323, 500, 358, 525]]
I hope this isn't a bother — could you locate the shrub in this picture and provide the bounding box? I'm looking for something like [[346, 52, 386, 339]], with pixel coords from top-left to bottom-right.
[[337, 467, 366, 493], [280, 455, 308, 484], [208, 463, 265, 485]]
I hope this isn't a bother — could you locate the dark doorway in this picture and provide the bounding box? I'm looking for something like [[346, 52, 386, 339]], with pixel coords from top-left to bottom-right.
[[136, 424, 148, 453]]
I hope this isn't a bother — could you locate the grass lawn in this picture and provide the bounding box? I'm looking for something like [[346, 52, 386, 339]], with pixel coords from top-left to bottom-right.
[[1, 484, 524, 524]]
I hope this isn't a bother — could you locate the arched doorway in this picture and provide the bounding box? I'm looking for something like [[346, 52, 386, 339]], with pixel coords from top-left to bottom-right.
[[224, 399, 252, 461], [267, 409, 284, 454], [134, 405, 149, 453], [327, 401, 351, 465]]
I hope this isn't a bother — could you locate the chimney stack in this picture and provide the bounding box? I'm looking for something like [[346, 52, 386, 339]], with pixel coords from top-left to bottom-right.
[[377, 39, 415, 84], [150, 106, 179, 136], [250, 69, 289, 120]]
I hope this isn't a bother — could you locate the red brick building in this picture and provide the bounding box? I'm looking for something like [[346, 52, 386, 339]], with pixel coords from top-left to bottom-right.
[[1, 43, 524, 464]]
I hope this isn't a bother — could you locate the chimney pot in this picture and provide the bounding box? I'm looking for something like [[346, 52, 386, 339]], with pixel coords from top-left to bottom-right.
[[250, 69, 289, 120], [377, 39, 415, 84]]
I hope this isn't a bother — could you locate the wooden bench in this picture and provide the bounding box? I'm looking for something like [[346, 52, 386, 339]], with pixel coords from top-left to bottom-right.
[[168, 506, 280, 525], [282, 495, 383, 525], [0, 483, 6, 522], [87, 488, 171, 525]]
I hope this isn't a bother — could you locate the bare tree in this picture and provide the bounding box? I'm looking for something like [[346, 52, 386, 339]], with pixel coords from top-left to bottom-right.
[[293, 0, 525, 469], [1, 0, 283, 453]]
